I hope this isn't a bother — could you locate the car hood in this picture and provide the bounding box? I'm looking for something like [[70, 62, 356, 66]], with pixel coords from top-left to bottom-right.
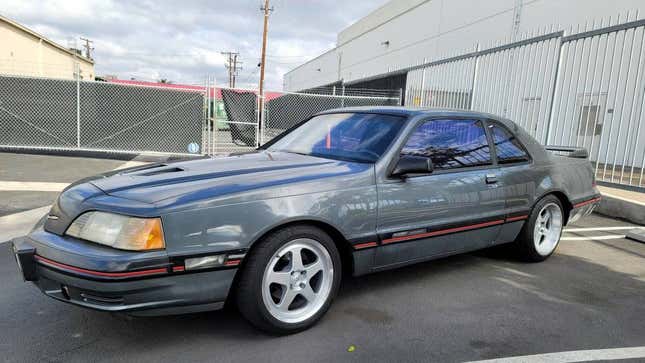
[[88, 151, 372, 205]]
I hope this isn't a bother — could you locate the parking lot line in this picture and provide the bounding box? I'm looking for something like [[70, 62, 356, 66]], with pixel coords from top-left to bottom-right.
[[0, 205, 50, 243], [564, 226, 644, 232], [560, 234, 626, 241], [465, 346, 645, 363], [0, 181, 69, 192]]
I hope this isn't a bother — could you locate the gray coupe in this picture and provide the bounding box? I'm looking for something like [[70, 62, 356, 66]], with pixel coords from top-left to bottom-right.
[[13, 107, 600, 334]]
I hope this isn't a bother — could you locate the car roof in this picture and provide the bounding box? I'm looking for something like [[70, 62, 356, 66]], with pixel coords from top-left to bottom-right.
[[317, 106, 498, 119]]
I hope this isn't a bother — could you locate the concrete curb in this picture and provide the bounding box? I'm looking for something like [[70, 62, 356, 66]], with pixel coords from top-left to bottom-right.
[[595, 193, 645, 226]]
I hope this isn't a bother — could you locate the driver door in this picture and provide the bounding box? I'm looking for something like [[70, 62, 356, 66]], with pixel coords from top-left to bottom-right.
[[374, 118, 505, 269]]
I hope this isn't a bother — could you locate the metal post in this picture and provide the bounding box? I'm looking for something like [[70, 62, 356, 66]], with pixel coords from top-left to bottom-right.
[[206, 75, 212, 155], [545, 33, 566, 144], [76, 62, 80, 148], [420, 58, 427, 106], [469, 44, 480, 110]]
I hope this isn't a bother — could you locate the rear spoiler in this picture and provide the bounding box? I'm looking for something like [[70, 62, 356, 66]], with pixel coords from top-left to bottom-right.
[[545, 146, 589, 159]]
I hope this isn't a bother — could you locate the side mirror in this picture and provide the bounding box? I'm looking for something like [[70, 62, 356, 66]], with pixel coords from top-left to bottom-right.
[[391, 155, 434, 177]]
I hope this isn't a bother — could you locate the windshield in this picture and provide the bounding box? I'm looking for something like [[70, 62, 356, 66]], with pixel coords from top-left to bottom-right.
[[267, 113, 405, 163]]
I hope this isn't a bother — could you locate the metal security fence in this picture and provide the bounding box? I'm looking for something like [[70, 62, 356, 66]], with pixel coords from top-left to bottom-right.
[[405, 15, 645, 189], [0, 74, 206, 155], [0, 75, 78, 148]]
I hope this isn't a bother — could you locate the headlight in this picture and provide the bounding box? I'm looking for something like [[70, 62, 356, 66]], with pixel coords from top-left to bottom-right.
[[66, 211, 165, 251]]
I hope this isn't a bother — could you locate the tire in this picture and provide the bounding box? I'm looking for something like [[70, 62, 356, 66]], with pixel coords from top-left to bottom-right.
[[515, 195, 565, 262], [236, 225, 342, 334]]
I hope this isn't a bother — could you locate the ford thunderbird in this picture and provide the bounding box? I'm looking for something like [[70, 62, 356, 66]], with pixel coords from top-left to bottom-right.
[[12, 107, 600, 334]]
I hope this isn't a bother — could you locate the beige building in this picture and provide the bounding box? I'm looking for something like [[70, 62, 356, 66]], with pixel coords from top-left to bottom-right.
[[0, 14, 94, 80]]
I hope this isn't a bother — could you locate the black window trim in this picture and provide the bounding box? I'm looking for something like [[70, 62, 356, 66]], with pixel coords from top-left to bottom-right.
[[483, 119, 533, 167], [386, 116, 498, 179]]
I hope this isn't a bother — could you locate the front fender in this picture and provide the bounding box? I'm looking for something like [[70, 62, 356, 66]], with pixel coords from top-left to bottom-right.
[[160, 186, 378, 257]]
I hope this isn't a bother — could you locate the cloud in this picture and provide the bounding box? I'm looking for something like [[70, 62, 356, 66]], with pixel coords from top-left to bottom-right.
[[2, 0, 385, 89]]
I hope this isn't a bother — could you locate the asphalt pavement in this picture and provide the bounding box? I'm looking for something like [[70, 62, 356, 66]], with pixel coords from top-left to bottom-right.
[[1, 152, 644, 363]]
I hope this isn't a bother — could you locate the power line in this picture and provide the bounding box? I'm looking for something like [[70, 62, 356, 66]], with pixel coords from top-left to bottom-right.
[[221, 51, 242, 88], [79, 37, 94, 60]]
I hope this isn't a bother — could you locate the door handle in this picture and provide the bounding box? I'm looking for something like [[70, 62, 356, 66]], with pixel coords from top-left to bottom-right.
[[485, 174, 498, 184]]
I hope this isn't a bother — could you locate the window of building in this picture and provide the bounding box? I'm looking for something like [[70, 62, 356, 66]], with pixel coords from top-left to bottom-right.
[[401, 119, 491, 170], [489, 123, 530, 164], [578, 105, 602, 136]]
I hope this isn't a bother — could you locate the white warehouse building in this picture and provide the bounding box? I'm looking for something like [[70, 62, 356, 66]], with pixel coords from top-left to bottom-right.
[[284, 0, 645, 189]]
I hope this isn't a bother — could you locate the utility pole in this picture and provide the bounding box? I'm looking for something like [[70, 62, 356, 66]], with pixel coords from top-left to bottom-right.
[[80, 37, 94, 60], [221, 51, 242, 88], [258, 0, 272, 102]]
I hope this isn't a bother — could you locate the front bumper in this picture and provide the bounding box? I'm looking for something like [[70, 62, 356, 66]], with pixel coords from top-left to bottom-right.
[[12, 236, 237, 316]]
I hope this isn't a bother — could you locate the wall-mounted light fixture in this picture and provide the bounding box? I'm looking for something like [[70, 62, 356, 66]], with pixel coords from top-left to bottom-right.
[[381, 40, 390, 47]]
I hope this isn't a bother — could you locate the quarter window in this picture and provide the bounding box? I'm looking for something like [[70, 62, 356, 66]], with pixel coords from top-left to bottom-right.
[[489, 123, 530, 164], [401, 119, 492, 170]]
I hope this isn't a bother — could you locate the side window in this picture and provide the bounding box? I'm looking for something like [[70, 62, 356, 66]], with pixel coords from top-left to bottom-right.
[[401, 119, 492, 170], [489, 123, 530, 164]]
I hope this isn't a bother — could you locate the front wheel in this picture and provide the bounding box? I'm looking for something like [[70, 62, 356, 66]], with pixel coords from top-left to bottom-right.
[[236, 225, 341, 334], [515, 195, 564, 262]]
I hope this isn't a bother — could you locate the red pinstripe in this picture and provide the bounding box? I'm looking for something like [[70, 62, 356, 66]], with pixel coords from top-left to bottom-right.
[[35, 255, 168, 278], [353, 241, 378, 250], [573, 197, 601, 208], [382, 219, 505, 245]]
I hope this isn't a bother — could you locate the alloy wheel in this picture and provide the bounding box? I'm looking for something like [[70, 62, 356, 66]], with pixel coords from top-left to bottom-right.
[[261, 238, 334, 324], [533, 202, 563, 256]]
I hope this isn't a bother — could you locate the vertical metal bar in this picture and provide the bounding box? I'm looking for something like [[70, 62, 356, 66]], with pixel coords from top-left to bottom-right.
[[75, 62, 80, 148], [588, 17, 613, 170], [521, 31, 541, 132], [566, 21, 593, 147], [483, 50, 495, 112], [534, 29, 556, 141], [546, 30, 568, 145], [629, 26, 645, 185], [575, 19, 601, 149], [560, 27, 584, 146], [420, 58, 427, 106], [525, 33, 543, 135], [609, 13, 638, 183], [467, 52, 476, 110], [595, 15, 623, 178], [488, 43, 501, 113], [619, 24, 645, 184], [508, 41, 526, 119], [602, 12, 631, 180], [638, 87, 645, 186]]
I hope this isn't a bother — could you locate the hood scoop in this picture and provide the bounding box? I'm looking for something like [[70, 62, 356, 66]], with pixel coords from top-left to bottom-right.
[[137, 167, 184, 176], [120, 164, 185, 177]]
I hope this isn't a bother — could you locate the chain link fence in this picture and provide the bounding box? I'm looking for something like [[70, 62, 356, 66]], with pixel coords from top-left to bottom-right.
[[0, 75, 206, 155], [0, 73, 401, 156], [405, 15, 645, 189]]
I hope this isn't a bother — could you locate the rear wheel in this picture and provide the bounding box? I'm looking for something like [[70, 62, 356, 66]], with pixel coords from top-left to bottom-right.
[[515, 195, 564, 262], [236, 225, 341, 334]]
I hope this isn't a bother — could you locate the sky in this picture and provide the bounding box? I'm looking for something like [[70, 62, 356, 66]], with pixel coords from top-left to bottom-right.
[[2, 0, 386, 89]]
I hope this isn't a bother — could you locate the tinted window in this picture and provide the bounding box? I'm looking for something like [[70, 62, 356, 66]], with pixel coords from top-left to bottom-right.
[[401, 119, 491, 170], [490, 123, 530, 164], [267, 113, 404, 163]]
